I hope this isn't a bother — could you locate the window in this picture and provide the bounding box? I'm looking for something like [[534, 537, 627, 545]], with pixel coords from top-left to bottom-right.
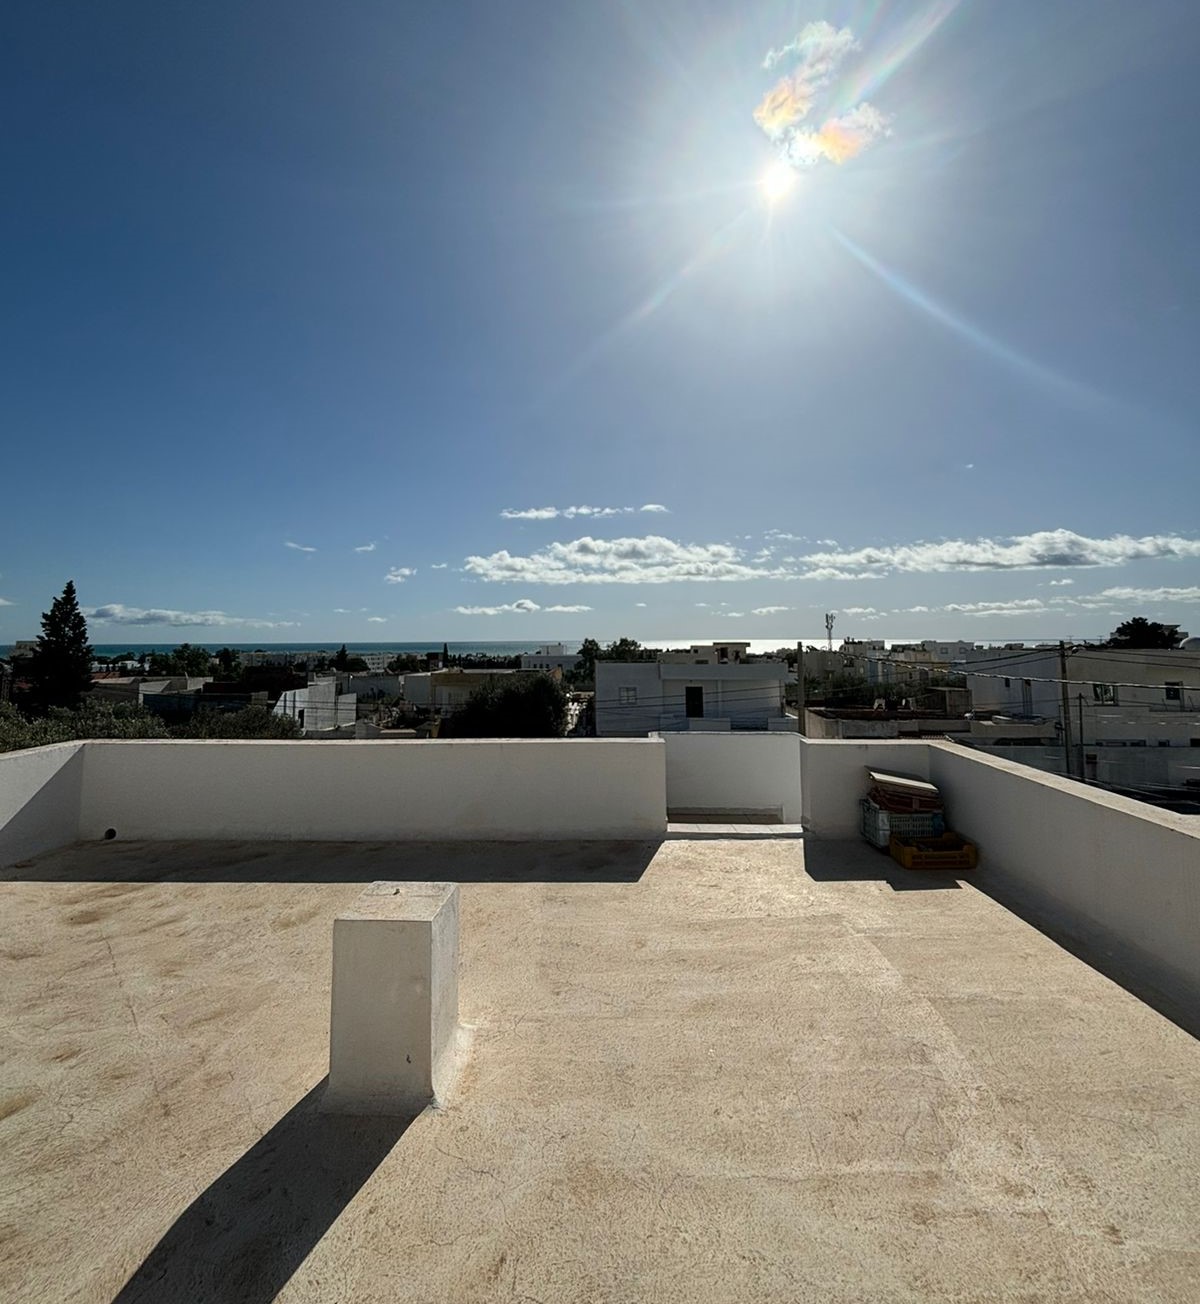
[[618, 687, 637, 705], [1092, 683, 1117, 705], [1165, 682, 1182, 702]]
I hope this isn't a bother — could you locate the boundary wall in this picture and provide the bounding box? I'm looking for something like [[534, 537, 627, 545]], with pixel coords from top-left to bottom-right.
[[0, 742, 84, 865], [927, 742, 1200, 1015], [657, 732, 802, 822], [798, 739, 932, 838], [76, 738, 666, 843]]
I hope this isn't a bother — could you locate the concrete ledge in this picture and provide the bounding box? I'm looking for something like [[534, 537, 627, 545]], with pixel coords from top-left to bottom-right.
[[324, 881, 460, 1115]]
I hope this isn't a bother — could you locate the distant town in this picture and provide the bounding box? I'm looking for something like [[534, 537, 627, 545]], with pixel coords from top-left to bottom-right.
[[4, 583, 1197, 815]]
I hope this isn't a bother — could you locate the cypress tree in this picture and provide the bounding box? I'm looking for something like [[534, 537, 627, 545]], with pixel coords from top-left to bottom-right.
[[28, 580, 94, 712]]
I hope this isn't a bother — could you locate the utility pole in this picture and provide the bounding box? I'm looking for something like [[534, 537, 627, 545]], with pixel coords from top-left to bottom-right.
[[1058, 641, 1075, 779], [1076, 692, 1086, 782], [824, 614, 836, 705], [796, 641, 804, 734]]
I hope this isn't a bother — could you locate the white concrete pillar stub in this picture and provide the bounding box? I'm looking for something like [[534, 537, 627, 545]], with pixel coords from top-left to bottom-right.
[[323, 880, 460, 1115]]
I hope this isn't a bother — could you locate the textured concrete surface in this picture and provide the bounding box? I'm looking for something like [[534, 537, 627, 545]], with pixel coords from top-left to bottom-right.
[[1, 836, 1198, 1303]]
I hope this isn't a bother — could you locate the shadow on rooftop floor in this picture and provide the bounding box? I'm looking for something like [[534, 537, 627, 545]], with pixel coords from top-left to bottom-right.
[[2, 838, 662, 885], [802, 839, 964, 892], [112, 1079, 416, 1304]]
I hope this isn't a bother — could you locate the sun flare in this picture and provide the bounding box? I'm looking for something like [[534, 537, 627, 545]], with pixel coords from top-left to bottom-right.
[[760, 160, 797, 204]]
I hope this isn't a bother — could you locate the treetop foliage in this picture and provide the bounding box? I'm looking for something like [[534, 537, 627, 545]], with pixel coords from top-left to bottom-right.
[[1105, 617, 1182, 649], [441, 674, 568, 738]]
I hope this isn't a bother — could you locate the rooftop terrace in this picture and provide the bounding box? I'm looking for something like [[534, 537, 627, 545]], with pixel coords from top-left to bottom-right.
[[3, 830, 1199, 1303], [2, 734, 1198, 1301]]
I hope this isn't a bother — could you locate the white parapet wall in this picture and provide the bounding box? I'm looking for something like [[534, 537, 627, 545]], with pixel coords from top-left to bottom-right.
[[798, 739, 933, 839], [78, 738, 667, 842], [927, 742, 1200, 1014], [657, 732, 802, 822], [0, 742, 85, 867]]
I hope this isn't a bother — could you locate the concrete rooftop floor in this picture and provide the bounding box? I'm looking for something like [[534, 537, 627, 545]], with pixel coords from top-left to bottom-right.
[[1, 834, 1198, 1303]]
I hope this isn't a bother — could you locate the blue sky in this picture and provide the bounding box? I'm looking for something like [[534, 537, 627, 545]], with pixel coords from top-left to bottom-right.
[[2, 0, 1198, 646]]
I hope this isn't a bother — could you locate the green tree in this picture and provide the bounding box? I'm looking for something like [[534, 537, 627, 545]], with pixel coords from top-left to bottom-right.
[[173, 705, 301, 739], [1105, 618, 1181, 650], [333, 644, 349, 671], [603, 636, 648, 661], [442, 675, 568, 738], [149, 643, 214, 677], [27, 580, 93, 712], [577, 638, 602, 682], [214, 647, 242, 677]]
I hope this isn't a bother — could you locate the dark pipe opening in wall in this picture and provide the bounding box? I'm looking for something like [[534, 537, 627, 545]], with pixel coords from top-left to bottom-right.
[[103, 828, 116, 840]]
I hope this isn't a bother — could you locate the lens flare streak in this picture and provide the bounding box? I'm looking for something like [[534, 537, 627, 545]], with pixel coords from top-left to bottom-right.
[[831, 228, 1105, 408]]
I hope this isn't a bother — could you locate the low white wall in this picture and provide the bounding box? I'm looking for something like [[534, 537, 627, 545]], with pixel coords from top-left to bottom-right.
[[928, 743, 1200, 1012], [0, 742, 85, 866], [658, 732, 801, 821], [798, 739, 932, 838], [79, 738, 666, 842]]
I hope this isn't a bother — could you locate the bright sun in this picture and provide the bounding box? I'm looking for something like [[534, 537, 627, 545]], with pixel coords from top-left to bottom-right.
[[760, 160, 797, 204]]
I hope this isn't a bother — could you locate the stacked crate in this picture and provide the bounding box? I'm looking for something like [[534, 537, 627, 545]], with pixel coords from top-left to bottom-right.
[[859, 769, 977, 870]]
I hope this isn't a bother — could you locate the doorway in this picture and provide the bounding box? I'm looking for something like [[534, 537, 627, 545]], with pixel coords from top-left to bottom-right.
[[685, 686, 704, 718]]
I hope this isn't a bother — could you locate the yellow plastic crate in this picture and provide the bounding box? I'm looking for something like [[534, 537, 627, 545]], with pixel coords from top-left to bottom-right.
[[888, 832, 978, 871]]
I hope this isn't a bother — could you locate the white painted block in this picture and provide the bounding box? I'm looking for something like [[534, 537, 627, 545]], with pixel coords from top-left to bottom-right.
[[324, 881, 459, 1115]]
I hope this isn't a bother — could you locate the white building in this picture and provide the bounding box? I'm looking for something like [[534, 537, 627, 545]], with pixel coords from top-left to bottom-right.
[[520, 643, 582, 673], [401, 669, 529, 716], [962, 646, 1200, 717], [960, 645, 1200, 789], [596, 649, 791, 736], [272, 679, 357, 734]]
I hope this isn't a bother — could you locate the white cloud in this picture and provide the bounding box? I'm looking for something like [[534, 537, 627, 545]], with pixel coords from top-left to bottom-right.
[[755, 22, 890, 168], [333, 608, 351, 614], [384, 567, 416, 584], [1047, 578, 1074, 587], [501, 507, 561, 520], [454, 598, 544, 616], [840, 607, 879, 616], [544, 604, 593, 613], [763, 19, 857, 73], [940, 599, 1050, 617], [465, 535, 792, 585], [366, 616, 387, 623], [501, 504, 670, 521], [462, 527, 1200, 590], [797, 530, 1200, 575], [85, 604, 298, 629], [0, 597, 12, 607], [354, 542, 377, 553], [285, 540, 316, 553], [635, 602, 648, 607], [752, 605, 790, 615], [430, 562, 449, 569], [1093, 585, 1200, 604]]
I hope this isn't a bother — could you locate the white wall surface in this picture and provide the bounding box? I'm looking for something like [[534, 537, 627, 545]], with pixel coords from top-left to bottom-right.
[[0, 742, 84, 866], [798, 740, 932, 838], [79, 738, 666, 842], [928, 742, 1200, 1012], [658, 732, 802, 821]]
